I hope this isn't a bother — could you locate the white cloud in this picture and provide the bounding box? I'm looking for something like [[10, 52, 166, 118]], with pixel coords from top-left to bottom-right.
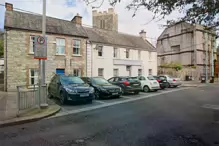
[[3, 0, 184, 45]]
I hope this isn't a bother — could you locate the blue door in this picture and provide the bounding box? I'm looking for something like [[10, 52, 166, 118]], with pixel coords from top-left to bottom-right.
[[56, 69, 65, 75]]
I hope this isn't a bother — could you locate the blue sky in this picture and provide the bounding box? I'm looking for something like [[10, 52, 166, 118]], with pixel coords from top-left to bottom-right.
[[0, 0, 5, 31]]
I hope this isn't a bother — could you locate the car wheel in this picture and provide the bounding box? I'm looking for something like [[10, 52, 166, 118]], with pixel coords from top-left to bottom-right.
[[173, 85, 178, 88], [143, 86, 150, 93], [60, 92, 67, 105], [95, 90, 100, 99], [154, 90, 158, 92]]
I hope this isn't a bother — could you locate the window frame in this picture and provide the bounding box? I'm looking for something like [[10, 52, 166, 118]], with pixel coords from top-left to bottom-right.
[[113, 47, 118, 58], [73, 68, 82, 77], [148, 69, 152, 75], [126, 49, 130, 59], [98, 68, 104, 77], [98, 46, 103, 57], [29, 35, 35, 54], [72, 39, 81, 55], [113, 68, 119, 77], [28, 68, 39, 86], [138, 69, 142, 76], [56, 38, 66, 55]]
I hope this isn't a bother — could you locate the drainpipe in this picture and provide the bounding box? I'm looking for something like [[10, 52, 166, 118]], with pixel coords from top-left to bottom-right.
[[85, 40, 87, 77], [5, 29, 8, 92]]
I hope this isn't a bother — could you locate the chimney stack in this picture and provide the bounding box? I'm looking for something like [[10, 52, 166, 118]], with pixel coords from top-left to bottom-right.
[[139, 29, 146, 40], [5, 3, 13, 11], [71, 13, 82, 25]]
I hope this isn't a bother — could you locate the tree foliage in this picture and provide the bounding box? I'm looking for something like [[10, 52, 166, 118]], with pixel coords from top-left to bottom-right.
[[160, 62, 183, 71], [0, 41, 3, 57], [85, 0, 219, 28]]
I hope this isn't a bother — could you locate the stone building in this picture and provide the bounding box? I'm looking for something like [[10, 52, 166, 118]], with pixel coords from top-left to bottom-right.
[[156, 22, 217, 76], [4, 3, 88, 91], [85, 9, 157, 79]]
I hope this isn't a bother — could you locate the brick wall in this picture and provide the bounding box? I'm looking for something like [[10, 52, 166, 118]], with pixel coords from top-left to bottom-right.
[[4, 29, 87, 91]]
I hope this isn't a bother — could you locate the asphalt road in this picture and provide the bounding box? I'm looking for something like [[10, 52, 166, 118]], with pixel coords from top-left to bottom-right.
[[1, 85, 219, 146]]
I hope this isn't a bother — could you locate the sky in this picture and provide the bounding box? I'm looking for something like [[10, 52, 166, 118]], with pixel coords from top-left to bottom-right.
[[0, 0, 189, 45]]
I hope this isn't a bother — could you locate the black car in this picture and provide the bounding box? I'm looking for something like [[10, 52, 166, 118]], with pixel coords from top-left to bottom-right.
[[153, 76, 168, 89], [108, 76, 142, 94], [81, 77, 122, 99], [48, 75, 95, 104]]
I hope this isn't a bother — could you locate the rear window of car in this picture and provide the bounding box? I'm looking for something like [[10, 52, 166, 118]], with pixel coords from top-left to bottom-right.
[[159, 76, 166, 80], [121, 77, 138, 81], [147, 76, 155, 80]]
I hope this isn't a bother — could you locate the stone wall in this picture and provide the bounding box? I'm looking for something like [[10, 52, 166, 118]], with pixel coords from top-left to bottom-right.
[[158, 67, 201, 81], [4, 29, 87, 91]]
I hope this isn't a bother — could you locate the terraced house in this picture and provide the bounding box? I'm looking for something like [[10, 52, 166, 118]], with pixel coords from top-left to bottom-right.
[[85, 9, 157, 80], [4, 3, 88, 91], [3, 3, 157, 92]]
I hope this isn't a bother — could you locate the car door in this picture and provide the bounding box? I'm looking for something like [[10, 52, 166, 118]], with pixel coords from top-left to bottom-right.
[[54, 75, 61, 97], [49, 75, 56, 96]]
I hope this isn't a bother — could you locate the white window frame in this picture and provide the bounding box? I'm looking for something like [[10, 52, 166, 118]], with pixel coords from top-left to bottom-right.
[[73, 69, 81, 77], [29, 35, 35, 54], [138, 69, 142, 76], [98, 46, 103, 57], [113, 47, 118, 58], [126, 49, 130, 59], [56, 38, 66, 55], [29, 68, 39, 86], [149, 69, 152, 75], [98, 68, 104, 77], [73, 40, 81, 55], [113, 69, 119, 76]]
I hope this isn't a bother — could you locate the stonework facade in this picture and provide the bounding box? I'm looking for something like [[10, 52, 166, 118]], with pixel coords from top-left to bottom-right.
[[92, 8, 118, 32], [4, 30, 87, 91]]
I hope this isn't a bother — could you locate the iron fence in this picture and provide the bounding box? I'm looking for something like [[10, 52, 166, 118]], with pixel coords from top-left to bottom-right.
[[16, 84, 48, 116]]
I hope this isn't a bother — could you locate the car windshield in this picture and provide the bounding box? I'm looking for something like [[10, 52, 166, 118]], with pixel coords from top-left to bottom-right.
[[60, 76, 84, 85], [147, 76, 155, 80], [92, 78, 110, 85]]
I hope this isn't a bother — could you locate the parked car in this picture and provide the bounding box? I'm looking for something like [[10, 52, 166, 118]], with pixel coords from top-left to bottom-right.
[[153, 76, 168, 89], [108, 76, 142, 94], [81, 77, 122, 99], [132, 76, 160, 92], [159, 75, 182, 88], [48, 74, 95, 105]]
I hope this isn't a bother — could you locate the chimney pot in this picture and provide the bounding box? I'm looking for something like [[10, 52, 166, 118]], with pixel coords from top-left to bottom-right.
[[5, 3, 13, 11]]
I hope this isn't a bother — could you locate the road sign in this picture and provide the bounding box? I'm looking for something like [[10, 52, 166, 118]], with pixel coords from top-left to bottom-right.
[[34, 36, 47, 59]]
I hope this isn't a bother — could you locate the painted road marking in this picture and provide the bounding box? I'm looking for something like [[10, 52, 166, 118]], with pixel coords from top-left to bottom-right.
[[48, 87, 191, 119], [94, 100, 106, 104]]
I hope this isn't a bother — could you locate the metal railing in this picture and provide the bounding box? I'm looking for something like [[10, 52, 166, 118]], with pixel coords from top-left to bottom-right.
[[16, 84, 47, 116]]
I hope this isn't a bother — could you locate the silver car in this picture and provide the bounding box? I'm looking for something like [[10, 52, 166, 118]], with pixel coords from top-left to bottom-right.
[[159, 75, 182, 88]]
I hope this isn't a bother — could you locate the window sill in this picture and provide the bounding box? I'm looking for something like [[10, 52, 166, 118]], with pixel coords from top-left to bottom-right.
[[55, 54, 66, 56], [73, 54, 82, 57], [28, 52, 34, 55]]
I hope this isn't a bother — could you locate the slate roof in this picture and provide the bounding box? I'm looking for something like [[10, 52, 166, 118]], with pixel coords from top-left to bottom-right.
[[4, 10, 155, 51], [4, 10, 88, 38], [84, 27, 155, 51]]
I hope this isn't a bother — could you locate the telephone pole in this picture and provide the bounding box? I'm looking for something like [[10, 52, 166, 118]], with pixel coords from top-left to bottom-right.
[[40, 0, 48, 108]]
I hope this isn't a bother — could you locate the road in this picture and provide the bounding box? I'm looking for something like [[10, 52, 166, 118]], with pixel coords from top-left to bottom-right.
[[1, 85, 219, 146]]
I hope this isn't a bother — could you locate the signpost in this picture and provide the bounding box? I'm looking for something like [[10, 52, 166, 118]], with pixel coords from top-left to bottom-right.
[[34, 36, 47, 60]]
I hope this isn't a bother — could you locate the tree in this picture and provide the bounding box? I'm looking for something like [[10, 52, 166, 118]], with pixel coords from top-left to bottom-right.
[[0, 41, 3, 57], [85, 0, 219, 28]]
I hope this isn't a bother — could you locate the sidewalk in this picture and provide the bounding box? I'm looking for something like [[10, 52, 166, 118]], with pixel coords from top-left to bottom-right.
[[181, 81, 206, 87], [0, 91, 60, 127]]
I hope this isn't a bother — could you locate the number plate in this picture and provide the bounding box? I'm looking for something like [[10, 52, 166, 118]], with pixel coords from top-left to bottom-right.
[[133, 84, 139, 86], [112, 93, 118, 95], [80, 93, 89, 97]]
